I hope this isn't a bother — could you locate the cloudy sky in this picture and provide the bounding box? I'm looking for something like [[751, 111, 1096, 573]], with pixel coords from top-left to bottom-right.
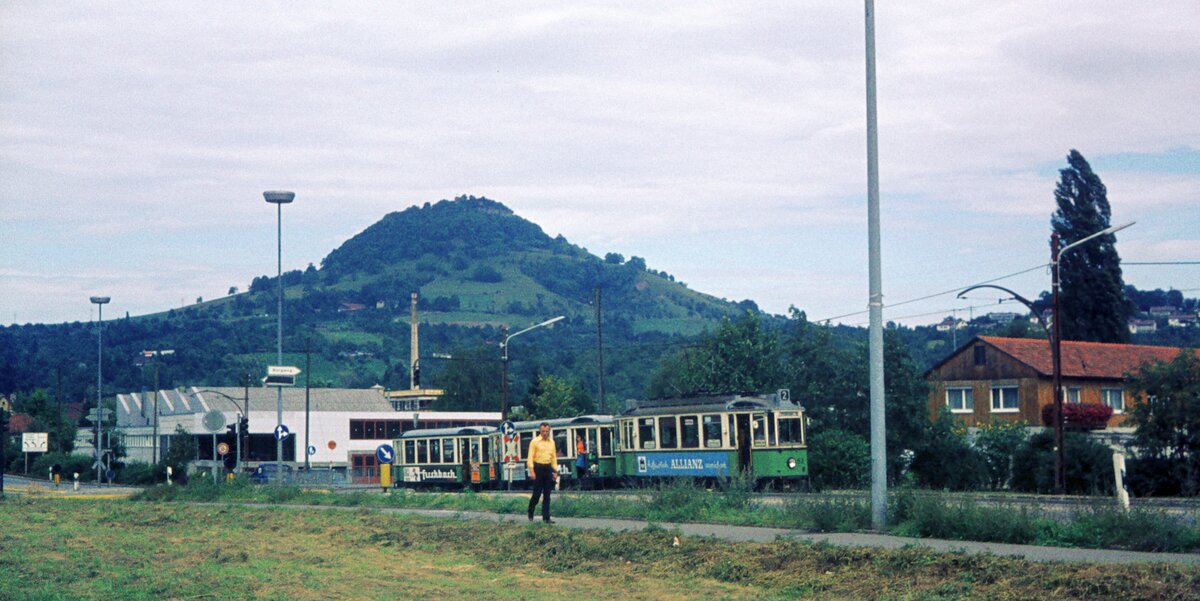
[[2, 2, 1197, 328]]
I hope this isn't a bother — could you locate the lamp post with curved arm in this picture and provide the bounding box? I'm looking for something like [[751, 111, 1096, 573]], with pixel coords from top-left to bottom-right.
[[500, 316, 565, 419], [959, 220, 1133, 494], [192, 387, 250, 473]]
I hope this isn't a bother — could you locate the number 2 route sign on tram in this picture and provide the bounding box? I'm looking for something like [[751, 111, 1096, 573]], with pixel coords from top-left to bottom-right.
[[274, 424, 291, 441], [376, 444, 395, 464]]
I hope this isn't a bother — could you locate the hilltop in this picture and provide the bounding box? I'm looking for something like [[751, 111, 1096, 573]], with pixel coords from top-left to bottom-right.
[[0, 196, 756, 405]]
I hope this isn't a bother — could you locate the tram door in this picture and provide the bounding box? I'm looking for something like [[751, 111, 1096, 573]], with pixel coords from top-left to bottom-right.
[[459, 437, 471, 481], [735, 414, 752, 474]]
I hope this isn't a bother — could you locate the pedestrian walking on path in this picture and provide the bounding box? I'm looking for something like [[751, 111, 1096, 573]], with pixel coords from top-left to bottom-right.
[[527, 422, 558, 523]]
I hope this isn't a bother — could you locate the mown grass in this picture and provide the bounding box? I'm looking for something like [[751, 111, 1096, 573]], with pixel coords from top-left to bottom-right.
[[132, 478, 1200, 553], [4, 496, 1198, 600]]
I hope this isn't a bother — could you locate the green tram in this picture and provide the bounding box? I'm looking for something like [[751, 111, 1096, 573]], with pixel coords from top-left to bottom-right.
[[613, 392, 808, 487], [395, 426, 499, 489], [497, 416, 616, 487]]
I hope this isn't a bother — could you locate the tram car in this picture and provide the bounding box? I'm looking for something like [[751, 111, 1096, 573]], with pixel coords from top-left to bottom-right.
[[613, 392, 807, 486], [395, 425, 499, 489], [496, 416, 616, 487]]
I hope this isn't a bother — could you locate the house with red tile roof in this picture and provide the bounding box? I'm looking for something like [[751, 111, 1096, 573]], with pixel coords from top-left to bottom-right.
[[925, 336, 1194, 430]]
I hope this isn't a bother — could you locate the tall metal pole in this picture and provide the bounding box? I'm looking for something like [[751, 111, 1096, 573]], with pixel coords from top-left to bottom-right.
[[500, 326, 509, 419], [595, 286, 605, 414], [304, 341, 311, 470], [1051, 233, 1065, 494], [865, 0, 888, 530], [153, 359, 160, 464], [276, 200, 283, 475], [91, 296, 110, 483], [264, 191, 294, 478]]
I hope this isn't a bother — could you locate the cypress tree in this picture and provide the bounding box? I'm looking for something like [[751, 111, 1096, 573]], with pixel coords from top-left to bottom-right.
[[1050, 150, 1130, 343]]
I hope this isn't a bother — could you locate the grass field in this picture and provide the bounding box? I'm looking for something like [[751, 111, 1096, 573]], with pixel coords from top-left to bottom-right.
[[3, 497, 1199, 601]]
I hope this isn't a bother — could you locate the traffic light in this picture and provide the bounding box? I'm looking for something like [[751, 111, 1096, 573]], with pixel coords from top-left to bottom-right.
[[226, 423, 238, 438], [239, 417, 249, 436]]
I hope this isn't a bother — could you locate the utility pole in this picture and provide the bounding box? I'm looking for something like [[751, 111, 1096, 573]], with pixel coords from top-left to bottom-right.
[[304, 341, 311, 470], [144, 349, 175, 464], [1051, 232, 1065, 495], [864, 0, 888, 530], [500, 325, 509, 419], [595, 286, 605, 414]]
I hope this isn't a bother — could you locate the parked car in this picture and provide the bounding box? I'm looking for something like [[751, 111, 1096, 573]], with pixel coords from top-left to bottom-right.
[[250, 463, 294, 484]]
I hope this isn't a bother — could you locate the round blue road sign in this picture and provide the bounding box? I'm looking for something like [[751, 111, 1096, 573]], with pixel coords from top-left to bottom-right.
[[274, 424, 290, 441], [500, 420, 516, 437], [376, 444, 395, 464], [308, 445, 317, 456]]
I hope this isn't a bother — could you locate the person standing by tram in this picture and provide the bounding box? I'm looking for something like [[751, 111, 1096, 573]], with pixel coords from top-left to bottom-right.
[[527, 422, 559, 523]]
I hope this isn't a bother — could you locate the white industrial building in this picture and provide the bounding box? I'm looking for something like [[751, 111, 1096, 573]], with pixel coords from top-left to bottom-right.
[[114, 385, 498, 482]]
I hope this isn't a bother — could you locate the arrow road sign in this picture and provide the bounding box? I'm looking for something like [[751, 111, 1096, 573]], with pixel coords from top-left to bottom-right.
[[308, 445, 317, 456], [22, 432, 48, 453], [376, 444, 395, 464], [267, 365, 302, 376], [274, 424, 291, 441], [500, 420, 515, 437]]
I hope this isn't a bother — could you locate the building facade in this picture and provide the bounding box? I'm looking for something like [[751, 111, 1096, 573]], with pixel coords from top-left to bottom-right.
[[925, 336, 1188, 431]]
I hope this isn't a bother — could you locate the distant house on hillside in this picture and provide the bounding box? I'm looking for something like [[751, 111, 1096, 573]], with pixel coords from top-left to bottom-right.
[[936, 317, 966, 332], [925, 336, 1191, 431], [1128, 319, 1157, 334], [338, 302, 366, 313], [1149, 306, 1177, 317], [1168, 314, 1197, 328]]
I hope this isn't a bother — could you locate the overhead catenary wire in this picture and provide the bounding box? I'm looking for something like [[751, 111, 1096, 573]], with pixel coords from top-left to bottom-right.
[[812, 262, 1050, 324]]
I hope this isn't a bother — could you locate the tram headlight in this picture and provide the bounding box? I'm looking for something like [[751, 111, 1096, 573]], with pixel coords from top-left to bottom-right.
[[787, 457, 797, 469]]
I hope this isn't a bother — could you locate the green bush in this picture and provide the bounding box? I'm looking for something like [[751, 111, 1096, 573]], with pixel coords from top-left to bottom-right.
[[28, 452, 96, 482], [1010, 431, 1115, 495], [973, 420, 1029, 489], [909, 411, 986, 490], [808, 429, 869, 490], [116, 461, 167, 485]]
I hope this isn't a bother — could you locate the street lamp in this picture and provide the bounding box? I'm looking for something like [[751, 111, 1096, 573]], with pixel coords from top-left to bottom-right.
[[264, 190, 294, 477], [194, 387, 249, 473], [500, 316, 565, 419], [1049, 220, 1134, 493], [959, 220, 1133, 494], [90, 295, 110, 483]]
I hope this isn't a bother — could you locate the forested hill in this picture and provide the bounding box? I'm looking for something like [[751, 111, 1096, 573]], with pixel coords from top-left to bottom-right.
[[0, 196, 760, 408]]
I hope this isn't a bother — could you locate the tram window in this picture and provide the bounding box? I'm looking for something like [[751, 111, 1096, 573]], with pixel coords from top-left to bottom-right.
[[680, 416, 700, 448], [638, 418, 657, 450], [470, 438, 481, 462], [600, 427, 612, 456], [702, 415, 723, 448], [416, 439, 428, 463], [767, 415, 777, 446], [520, 432, 533, 458], [752, 414, 767, 446], [404, 440, 415, 464], [429, 438, 441, 463], [554, 431, 568, 457], [482, 438, 491, 463], [658, 416, 678, 449], [779, 417, 804, 445], [443, 439, 456, 464], [728, 414, 737, 447]]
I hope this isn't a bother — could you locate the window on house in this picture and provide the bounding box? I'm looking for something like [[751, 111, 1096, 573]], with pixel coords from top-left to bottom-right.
[[1067, 387, 1081, 403], [990, 386, 1019, 412], [1102, 388, 1125, 413], [946, 387, 973, 413], [974, 345, 987, 366]]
